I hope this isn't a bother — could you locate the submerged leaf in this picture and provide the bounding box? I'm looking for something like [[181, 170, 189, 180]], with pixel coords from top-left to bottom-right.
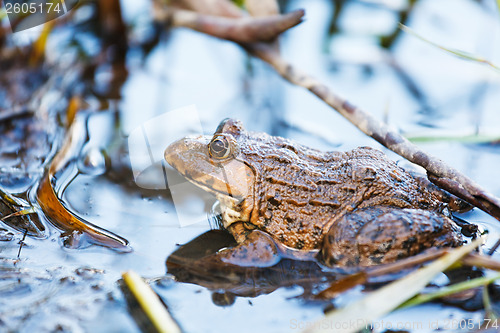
[[36, 111, 131, 252], [400, 24, 500, 73]]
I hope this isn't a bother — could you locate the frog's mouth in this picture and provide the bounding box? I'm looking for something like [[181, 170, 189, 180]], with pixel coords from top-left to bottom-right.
[[182, 175, 232, 198], [179, 171, 254, 230], [165, 136, 256, 225]]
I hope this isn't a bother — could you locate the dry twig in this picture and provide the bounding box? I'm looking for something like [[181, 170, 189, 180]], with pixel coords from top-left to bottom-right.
[[245, 42, 500, 222], [167, 0, 243, 18], [153, 6, 304, 43]]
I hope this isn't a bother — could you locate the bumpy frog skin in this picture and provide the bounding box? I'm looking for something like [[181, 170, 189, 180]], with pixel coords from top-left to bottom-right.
[[165, 119, 470, 267]]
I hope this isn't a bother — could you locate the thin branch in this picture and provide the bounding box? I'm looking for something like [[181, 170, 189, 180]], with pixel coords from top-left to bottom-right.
[[245, 0, 280, 17], [245, 42, 500, 221], [154, 7, 304, 43], [167, 0, 244, 18]]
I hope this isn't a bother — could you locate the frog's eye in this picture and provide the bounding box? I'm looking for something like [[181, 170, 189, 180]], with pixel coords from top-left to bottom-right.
[[209, 135, 232, 160]]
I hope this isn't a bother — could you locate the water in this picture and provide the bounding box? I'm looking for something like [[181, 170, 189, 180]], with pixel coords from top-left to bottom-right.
[[1, 0, 500, 332]]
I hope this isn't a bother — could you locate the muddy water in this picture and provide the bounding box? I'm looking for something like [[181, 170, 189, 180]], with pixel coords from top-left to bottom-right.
[[1, 0, 500, 332]]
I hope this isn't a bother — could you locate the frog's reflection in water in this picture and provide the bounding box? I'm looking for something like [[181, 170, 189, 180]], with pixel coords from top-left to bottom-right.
[[166, 230, 485, 309], [166, 230, 340, 306]]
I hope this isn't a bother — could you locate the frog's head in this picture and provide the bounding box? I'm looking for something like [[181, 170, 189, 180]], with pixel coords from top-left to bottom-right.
[[165, 119, 256, 228]]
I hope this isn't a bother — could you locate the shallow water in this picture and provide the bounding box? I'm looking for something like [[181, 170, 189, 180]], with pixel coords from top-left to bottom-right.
[[1, 0, 500, 332]]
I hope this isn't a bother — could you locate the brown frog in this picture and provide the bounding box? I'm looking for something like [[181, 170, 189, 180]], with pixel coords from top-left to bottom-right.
[[165, 118, 471, 267]]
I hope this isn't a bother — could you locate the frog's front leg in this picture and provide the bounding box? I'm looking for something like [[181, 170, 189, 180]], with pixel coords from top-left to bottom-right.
[[218, 222, 281, 267], [319, 207, 464, 267]]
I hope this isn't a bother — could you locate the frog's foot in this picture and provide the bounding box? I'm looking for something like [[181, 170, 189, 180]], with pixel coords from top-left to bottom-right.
[[319, 207, 464, 267], [218, 230, 281, 267]]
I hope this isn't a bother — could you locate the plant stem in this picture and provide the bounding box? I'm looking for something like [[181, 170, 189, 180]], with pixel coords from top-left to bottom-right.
[[400, 273, 500, 309]]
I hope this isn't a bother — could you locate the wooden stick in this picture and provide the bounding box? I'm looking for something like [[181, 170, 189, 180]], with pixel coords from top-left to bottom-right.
[[245, 42, 500, 222]]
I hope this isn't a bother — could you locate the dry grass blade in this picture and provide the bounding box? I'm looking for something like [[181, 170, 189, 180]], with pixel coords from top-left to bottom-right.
[[1, 190, 44, 236], [483, 285, 499, 320], [121, 271, 182, 333], [462, 253, 500, 271], [406, 131, 500, 144], [400, 24, 500, 73], [30, 22, 55, 65], [304, 239, 482, 333], [0, 208, 37, 222]]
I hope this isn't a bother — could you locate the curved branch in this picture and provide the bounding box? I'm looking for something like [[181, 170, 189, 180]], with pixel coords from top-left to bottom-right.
[[156, 8, 305, 43], [246, 42, 500, 221]]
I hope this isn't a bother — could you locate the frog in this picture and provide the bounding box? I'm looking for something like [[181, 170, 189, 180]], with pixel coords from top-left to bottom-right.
[[165, 118, 472, 267]]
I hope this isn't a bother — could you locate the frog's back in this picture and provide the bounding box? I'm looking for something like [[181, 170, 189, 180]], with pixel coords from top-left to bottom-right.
[[241, 139, 444, 250]]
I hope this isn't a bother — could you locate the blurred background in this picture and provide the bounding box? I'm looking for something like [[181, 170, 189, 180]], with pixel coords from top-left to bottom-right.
[[1, 0, 500, 332]]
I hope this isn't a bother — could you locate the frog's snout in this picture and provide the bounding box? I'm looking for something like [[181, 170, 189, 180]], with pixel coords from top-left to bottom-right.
[[164, 136, 207, 170]]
